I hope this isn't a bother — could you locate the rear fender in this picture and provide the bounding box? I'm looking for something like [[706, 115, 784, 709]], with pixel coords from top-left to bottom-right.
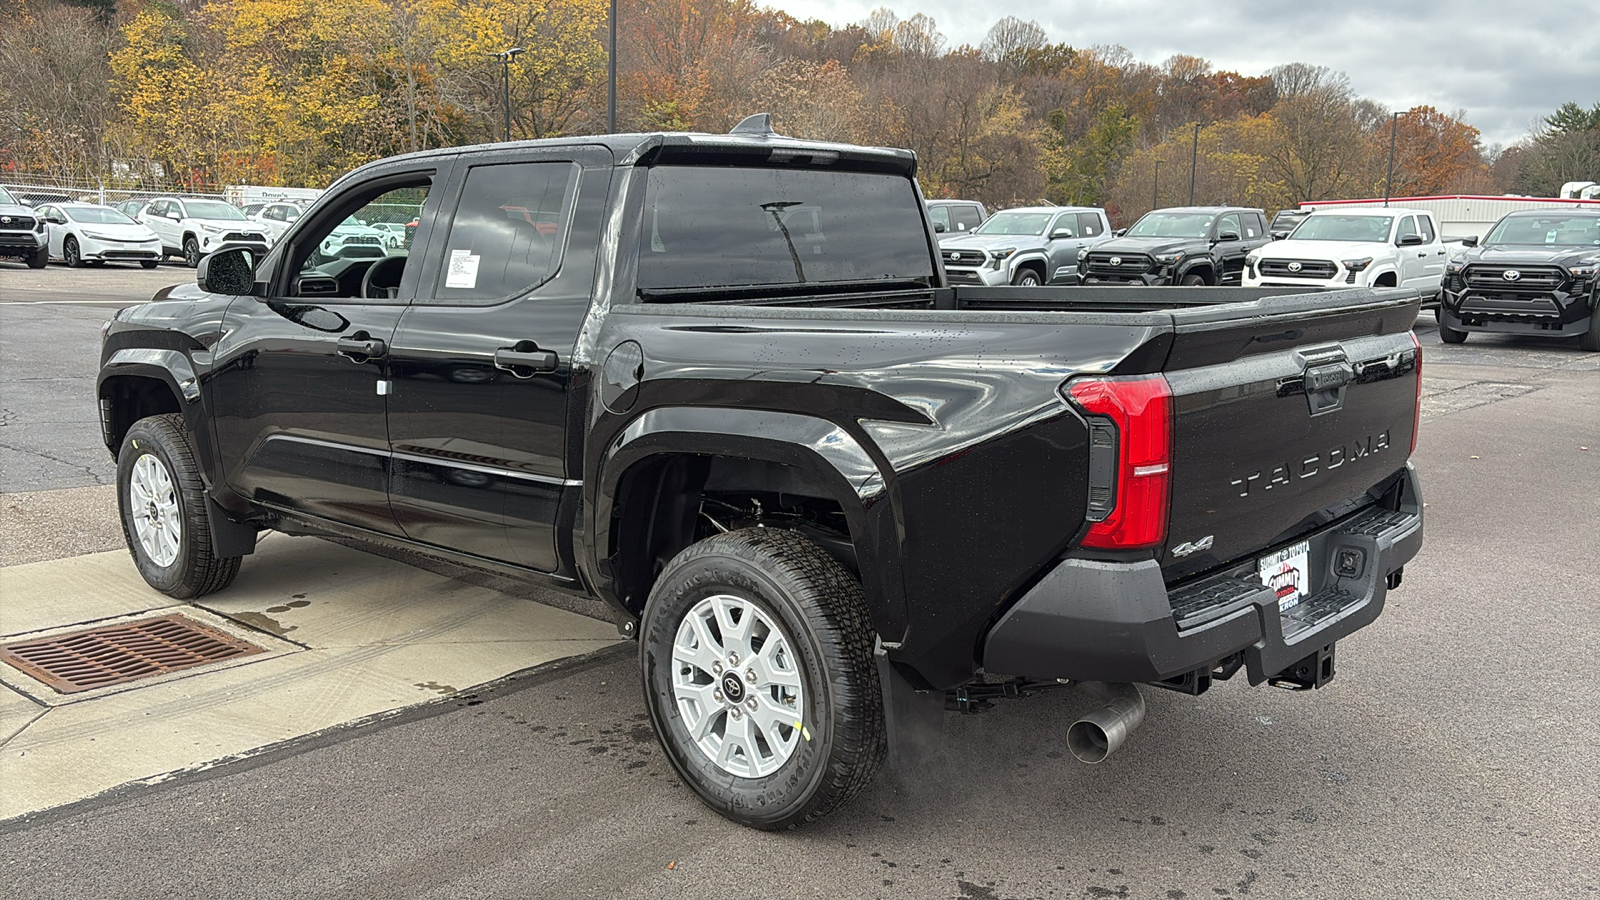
[[591, 406, 904, 641]]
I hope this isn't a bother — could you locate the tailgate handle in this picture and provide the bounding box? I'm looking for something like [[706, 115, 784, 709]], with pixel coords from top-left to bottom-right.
[[1302, 361, 1353, 416]]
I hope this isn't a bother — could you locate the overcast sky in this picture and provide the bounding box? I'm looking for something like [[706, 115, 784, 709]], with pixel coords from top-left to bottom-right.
[[764, 0, 1600, 148]]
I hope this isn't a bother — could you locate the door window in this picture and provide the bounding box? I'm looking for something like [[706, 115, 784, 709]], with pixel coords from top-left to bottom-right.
[[1394, 216, 1419, 244], [429, 161, 576, 304], [1218, 213, 1241, 238], [952, 205, 983, 232], [282, 179, 432, 300], [1075, 212, 1102, 237], [1049, 214, 1076, 238], [928, 206, 951, 232], [1416, 215, 1436, 243]]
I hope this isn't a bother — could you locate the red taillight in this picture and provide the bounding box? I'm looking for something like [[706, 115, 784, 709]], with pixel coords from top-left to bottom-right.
[[1067, 375, 1173, 549], [1409, 331, 1422, 455]]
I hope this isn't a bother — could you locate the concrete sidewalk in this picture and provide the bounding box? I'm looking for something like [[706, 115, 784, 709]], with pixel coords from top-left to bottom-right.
[[0, 534, 621, 821]]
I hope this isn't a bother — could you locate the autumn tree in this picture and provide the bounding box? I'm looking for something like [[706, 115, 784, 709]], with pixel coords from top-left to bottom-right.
[[1382, 106, 1485, 196], [0, 0, 121, 181], [1512, 101, 1600, 196]]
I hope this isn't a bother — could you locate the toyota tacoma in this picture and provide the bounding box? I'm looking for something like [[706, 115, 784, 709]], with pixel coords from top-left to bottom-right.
[[1439, 209, 1600, 348], [98, 117, 1425, 829]]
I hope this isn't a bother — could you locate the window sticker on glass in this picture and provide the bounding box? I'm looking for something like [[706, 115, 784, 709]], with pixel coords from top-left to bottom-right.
[[446, 249, 480, 289]]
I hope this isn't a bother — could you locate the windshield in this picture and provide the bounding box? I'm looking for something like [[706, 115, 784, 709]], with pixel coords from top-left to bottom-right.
[[636, 165, 935, 294], [65, 207, 138, 225], [974, 211, 1052, 236], [184, 200, 246, 220], [1126, 212, 1215, 239], [0, 187, 15, 205], [1485, 214, 1600, 247], [1289, 215, 1393, 242]]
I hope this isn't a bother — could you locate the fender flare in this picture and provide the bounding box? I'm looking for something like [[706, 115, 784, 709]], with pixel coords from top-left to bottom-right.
[[1007, 252, 1050, 282], [1175, 257, 1216, 283], [589, 405, 906, 640]]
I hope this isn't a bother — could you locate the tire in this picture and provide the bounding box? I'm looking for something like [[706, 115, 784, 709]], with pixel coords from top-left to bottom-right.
[[140, 260, 159, 270], [640, 528, 885, 830], [182, 235, 201, 267], [63, 236, 83, 268], [1011, 268, 1041, 286], [1579, 311, 1600, 352], [26, 246, 47, 269], [116, 413, 243, 599], [1439, 323, 1467, 344], [1180, 272, 1206, 286]]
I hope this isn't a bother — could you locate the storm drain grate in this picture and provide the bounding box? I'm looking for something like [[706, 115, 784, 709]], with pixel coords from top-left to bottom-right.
[[0, 614, 263, 694]]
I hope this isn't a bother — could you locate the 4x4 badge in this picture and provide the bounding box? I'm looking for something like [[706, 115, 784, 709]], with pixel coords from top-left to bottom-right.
[[1171, 535, 1215, 557]]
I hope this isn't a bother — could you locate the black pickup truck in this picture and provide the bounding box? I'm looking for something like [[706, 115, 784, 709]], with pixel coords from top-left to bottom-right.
[[98, 118, 1424, 829], [1078, 205, 1272, 286], [1439, 208, 1600, 349]]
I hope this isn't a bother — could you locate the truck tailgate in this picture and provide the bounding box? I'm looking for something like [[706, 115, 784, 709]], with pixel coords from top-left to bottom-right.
[[1159, 290, 1421, 580]]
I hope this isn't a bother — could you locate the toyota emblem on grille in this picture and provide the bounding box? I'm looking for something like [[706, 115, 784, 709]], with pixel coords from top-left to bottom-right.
[[0, 217, 10, 225], [1287, 261, 1303, 272], [1503, 269, 1521, 281], [1109, 256, 1122, 266], [951, 253, 962, 261]]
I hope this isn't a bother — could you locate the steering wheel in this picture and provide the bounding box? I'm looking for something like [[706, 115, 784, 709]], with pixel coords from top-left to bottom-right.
[[360, 254, 409, 299]]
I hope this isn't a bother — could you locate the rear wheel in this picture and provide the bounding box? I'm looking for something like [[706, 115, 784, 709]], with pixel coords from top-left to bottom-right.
[[116, 413, 243, 599], [640, 528, 885, 830], [1011, 268, 1041, 286]]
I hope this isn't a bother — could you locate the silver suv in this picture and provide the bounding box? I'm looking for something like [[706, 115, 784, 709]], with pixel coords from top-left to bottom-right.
[[938, 206, 1112, 286]]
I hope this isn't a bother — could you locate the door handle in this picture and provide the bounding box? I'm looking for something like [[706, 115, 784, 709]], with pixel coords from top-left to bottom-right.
[[494, 345, 558, 375], [337, 335, 387, 359]]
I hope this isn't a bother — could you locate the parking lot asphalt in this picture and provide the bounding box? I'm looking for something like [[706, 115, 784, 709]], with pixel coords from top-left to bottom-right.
[[1, 267, 1597, 897]]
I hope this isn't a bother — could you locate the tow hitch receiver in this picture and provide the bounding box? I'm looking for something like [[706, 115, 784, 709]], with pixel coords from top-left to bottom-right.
[[1269, 643, 1336, 690]]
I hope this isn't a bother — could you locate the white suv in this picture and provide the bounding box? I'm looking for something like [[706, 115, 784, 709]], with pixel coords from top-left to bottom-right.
[[1244, 207, 1447, 300], [139, 197, 270, 267]]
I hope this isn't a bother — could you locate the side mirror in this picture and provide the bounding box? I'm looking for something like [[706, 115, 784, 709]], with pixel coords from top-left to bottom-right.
[[933, 222, 946, 233], [1216, 231, 1240, 242], [196, 247, 258, 295], [1050, 228, 1075, 240], [168, 212, 182, 221], [1271, 230, 1291, 241], [1113, 228, 1127, 237], [1397, 234, 1424, 246], [1460, 236, 1478, 247]]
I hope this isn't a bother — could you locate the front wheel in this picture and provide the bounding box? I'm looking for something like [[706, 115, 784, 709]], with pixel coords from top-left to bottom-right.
[[140, 260, 159, 270], [1579, 311, 1600, 352], [1439, 322, 1467, 344], [182, 235, 201, 267], [26, 246, 47, 269], [1011, 268, 1041, 286], [1180, 272, 1206, 286], [640, 528, 885, 830], [64, 236, 83, 268], [116, 413, 242, 599]]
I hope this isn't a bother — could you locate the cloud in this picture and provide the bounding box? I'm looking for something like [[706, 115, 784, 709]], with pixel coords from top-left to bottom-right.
[[761, 0, 1600, 146]]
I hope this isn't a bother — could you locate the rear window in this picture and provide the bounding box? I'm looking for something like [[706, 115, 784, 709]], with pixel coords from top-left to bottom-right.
[[637, 166, 935, 294]]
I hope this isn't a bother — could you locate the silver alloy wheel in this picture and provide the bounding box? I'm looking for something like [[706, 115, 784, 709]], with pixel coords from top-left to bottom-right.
[[128, 452, 182, 567], [672, 593, 805, 778]]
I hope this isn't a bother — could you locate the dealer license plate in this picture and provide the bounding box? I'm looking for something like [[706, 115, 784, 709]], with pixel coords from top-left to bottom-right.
[[1259, 540, 1311, 612]]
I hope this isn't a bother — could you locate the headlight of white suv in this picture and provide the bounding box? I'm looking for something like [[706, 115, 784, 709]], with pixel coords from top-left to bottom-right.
[[199, 223, 228, 234]]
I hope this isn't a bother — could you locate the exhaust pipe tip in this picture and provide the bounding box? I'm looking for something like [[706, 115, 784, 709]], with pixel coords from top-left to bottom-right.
[[1066, 683, 1145, 764]]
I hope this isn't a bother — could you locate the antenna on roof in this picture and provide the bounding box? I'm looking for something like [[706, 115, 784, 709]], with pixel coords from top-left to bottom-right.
[[730, 113, 774, 136]]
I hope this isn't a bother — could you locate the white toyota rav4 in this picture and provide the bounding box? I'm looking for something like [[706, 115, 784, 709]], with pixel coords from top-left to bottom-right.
[[1244, 207, 1448, 300]]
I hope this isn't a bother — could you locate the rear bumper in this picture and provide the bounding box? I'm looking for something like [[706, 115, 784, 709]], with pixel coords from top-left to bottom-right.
[[983, 464, 1423, 686]]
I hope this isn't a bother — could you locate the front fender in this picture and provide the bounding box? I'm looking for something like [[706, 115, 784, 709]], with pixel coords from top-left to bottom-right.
[[589, 406, 907, 642]]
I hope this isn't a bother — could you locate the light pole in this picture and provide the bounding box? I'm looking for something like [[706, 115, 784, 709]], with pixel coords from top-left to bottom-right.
[[608, 0, 617, 132], [1383, 110, 1409, 207], [1188, 123, 1199, 205], [1153, 159, 1160, 211], [495, 47, 526, 142]]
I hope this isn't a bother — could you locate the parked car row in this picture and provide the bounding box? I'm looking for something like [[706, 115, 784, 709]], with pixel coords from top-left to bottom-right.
[[925, 196, 1597, 349]]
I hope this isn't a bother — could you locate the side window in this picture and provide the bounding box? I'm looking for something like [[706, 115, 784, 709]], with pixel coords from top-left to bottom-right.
[[1417, 215, 1436, 243], [953, 205, 983, 232], [1076, 212, 1102, 237], [1249, 213, 1267, 237], [1218, 212, 1242, 238], [431, 161, 575, 303], [284, 179, 431, 299], [1050, 214, 1076, 238], [1395, 215, 1418, 243], [928, 206, 951, 232], [146, 200, 165, 218]]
